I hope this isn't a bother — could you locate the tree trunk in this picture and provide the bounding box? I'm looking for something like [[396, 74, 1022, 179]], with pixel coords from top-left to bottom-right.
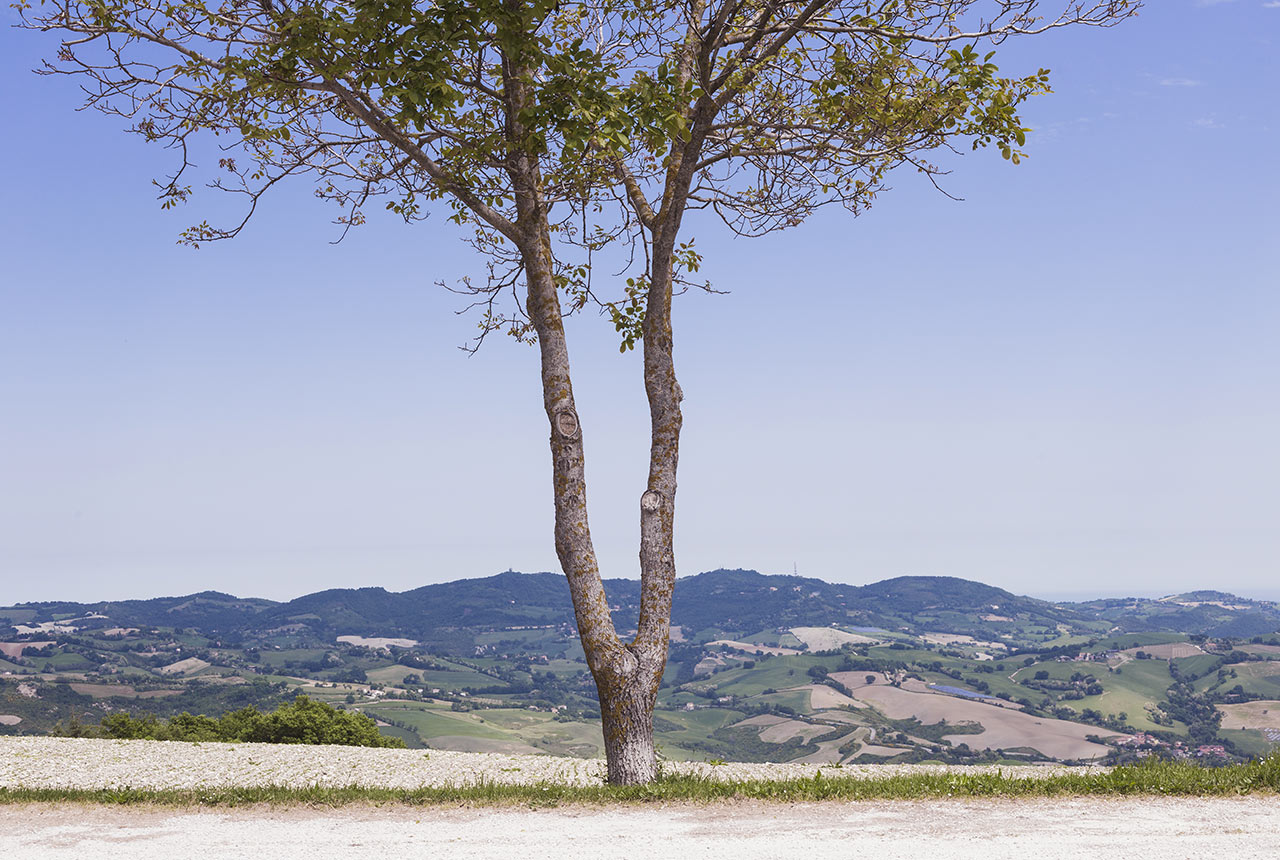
[[598, 660, 663, 784], [508, 155, 661, 785], [499, 21, 679, 785]]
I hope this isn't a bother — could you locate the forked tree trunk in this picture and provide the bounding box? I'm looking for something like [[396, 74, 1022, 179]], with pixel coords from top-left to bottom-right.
[[501, 25, 681, 785], [512, 181, 673, 784], [516, 221, 678, 785]]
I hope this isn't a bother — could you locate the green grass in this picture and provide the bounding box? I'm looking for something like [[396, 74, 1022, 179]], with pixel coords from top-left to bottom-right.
[[691, 655, 830, 698], [540, 659, 589, 678], [865, 646, 940, 663], [359, 702, 604, 757], [422, 660, 510, 690], [1220, 729, 1277, 759], [255, 649, 329, 668], [1037, 634, 1095, 649], [1060, 660, 1184, 734], [1010, 659, 1098, 683], [1172, 654, 1223, 679], [473, 629, 561, 647], [1092, 633, 1188, 651], [42, 652, 95, 670], [654, 708, 745, 752], [1222, 664, 1280, 698], [2, 756, 1278, 807], [358, 702, 510, 741], [364, 665, 421, 685], [374, 724, 425, 749]]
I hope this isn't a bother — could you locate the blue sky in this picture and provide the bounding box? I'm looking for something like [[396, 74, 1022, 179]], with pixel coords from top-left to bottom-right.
[[1, 2, 1277, 605]]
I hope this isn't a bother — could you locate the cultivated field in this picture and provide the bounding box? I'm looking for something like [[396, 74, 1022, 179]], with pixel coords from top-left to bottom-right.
[[0, 642, 53, 660], [832, 676, 1119, 760], [1219, 701, 1280, 731], [335, 636, 418, 650], [706, 639, 801, 656], [1121, 643, 1205, 660], [921, 633, 1007, 652], [67, 684, 183, 699], [156, 657, 210, 676], [799, 682, 862, 710], [789, 627, 880, 650]]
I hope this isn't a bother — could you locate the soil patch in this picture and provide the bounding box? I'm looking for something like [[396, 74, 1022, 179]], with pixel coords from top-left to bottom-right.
[[706, 640, 801, 656], [1219, 700, 1280, 731], [336, 636, 418, 650], [0, 642, 54, 659], [846, 680, 1121, 759], [157, 658, 210, 676], [789, 627, 880, 650], [1121, 643, 1205, 660]]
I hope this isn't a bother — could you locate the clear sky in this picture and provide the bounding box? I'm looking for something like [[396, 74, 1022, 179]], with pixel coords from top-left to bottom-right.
[[1, 2, 1277, 606]]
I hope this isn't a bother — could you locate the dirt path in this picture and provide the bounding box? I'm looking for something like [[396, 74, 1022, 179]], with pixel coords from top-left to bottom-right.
[[4, 797, 1278, 859]]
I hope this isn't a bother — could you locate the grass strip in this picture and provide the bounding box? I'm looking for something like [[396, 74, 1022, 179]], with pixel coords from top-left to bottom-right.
[[1, 756, 1278, 807]]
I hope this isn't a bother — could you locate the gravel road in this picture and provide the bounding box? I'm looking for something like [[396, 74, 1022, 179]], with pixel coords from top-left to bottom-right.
[[3, 738, 1277, 859], [5, 797, 1279, 859]]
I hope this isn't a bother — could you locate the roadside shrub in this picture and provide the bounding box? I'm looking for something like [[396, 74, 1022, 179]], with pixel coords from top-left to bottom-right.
[[98, 695, 403, 748]]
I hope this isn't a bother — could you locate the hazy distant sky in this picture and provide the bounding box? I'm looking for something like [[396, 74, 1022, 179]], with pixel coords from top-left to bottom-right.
[[2, 3, 1277, 606]]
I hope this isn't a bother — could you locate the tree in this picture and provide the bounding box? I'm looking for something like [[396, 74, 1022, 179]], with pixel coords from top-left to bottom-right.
[[21, 0, 1136, 783]]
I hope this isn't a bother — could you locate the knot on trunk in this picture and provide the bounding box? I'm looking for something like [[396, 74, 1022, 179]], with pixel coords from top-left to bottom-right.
[[553, 409, 580, 439]]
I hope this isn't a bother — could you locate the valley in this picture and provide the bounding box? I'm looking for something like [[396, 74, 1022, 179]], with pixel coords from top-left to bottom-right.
[[3, 570, 1279, 764]]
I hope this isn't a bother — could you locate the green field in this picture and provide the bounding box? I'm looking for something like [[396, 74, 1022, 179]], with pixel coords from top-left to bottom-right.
[[513, 658, 586, 679], [686, 655, 831, 698], [41, 652, 95, 670], [1092, 633, 1188, 651], [866, 646, 942, 663], [256, 649, 329, 667], [422, 668, 508, 690], [1224, 663, 1280, 698], [360, 701, 511, 741], [1219, 728, 1277, 759], [1066, 659, 1182, 733], [1172, 654, 1223, 679], [364, 664, 421, 685], [359, 701, 604, 757], [654, 708, 747, 759], [1037, 634, 1096, 649], [1009, 659, 1100, 683], [473, 629, 562, 648], [478, 709, 604, 756]]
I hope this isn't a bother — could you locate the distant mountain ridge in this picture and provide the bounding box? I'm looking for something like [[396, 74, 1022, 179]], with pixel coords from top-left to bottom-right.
[[4, 570, 1279, 646]]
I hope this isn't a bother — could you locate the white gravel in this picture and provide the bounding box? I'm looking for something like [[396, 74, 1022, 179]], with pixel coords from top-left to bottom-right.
[[5, 797, 1280, 860], [4, 738, 1274, 860], [0, 736, 1099, 791]]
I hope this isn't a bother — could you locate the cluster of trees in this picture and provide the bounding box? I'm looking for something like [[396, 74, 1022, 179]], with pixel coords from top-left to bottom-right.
[[90, 695, 403, 748]]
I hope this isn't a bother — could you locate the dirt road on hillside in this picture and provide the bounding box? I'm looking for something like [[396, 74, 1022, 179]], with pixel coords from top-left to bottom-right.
[[4, 796, 1278, 859]]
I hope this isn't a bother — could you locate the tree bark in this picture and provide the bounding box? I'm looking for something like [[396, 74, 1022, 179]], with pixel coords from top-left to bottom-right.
[[598, 667, 662, 784], [500, 24, 664, 784], [523, 228, 666, 784]]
